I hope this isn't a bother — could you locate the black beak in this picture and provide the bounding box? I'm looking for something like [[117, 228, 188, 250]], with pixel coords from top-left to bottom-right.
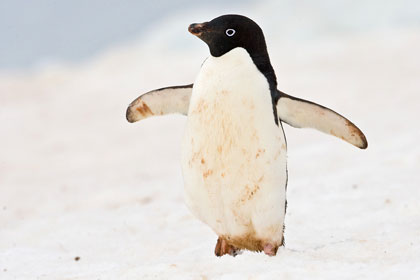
[[188, 22, 209, 37]]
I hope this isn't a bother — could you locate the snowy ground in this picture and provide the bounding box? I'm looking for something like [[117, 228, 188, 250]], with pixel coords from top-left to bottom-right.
[[1, 4, 420, 280]]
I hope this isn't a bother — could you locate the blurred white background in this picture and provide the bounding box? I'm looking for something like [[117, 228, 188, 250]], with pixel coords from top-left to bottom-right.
[[1, 0, 419, 71], [0, 1, 419, 279]]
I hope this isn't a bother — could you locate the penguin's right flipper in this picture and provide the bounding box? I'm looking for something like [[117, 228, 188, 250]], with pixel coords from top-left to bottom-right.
[[126, 84, 193, 123], [276, 91, 368, 149]]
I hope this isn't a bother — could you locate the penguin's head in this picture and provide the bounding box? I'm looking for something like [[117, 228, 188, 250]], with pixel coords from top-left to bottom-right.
[[188, 14, 268, 58]]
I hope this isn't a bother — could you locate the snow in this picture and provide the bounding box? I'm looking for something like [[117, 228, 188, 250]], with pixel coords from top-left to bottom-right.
[[1, 2, 420, 279]]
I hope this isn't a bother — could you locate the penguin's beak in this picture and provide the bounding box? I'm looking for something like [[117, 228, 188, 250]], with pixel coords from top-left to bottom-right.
[[188, 22, 209, 37]]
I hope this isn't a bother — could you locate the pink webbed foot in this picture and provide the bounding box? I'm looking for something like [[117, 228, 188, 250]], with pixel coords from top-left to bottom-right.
[[214, 237, 240, 257], [263, 243, 279, 256]]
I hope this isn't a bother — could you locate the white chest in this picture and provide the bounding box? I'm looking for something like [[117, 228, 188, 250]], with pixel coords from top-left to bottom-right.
[[181, 48, 287, 241]]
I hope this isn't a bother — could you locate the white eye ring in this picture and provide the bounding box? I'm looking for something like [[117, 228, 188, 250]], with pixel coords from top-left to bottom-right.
[[225, 28, 236, 37]]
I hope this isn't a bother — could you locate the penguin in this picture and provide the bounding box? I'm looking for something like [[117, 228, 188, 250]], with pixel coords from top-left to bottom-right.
[[126, 15, 367, 257]]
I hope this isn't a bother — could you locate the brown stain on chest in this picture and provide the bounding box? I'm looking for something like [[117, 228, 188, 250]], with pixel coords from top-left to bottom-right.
[[203, 169, 213, 178], [219, 90, 229, 96], [188, 151, 202, 167], [255, 148, 266, 159], [192, 99, 209, 114], [239, 175, 264, 203]]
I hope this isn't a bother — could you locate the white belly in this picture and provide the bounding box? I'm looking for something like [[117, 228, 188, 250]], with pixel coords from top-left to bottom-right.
[[181, 48, 287, 247]]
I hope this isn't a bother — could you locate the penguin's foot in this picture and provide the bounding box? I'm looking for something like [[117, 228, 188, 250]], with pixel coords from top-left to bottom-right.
[[214, 237, 240, 257], [263, 243, 278, 256]]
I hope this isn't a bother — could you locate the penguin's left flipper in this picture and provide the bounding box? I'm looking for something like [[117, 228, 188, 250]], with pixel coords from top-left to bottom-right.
[[126, 84, 193, 123], [276, 91, 368, 149]]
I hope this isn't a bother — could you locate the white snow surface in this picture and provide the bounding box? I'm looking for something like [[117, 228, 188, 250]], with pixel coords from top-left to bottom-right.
[[1, 5, 420, 280]]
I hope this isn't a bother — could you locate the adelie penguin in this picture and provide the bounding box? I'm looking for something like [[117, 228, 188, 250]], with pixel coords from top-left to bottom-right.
[[126, 14, 368, 257]]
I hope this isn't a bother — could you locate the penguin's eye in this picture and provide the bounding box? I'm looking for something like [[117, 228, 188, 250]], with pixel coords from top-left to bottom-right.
[[225, 29, 236, 37]]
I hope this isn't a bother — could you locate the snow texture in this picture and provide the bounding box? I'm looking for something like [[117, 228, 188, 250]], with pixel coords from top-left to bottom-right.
[[1, 2, 420, 279]]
